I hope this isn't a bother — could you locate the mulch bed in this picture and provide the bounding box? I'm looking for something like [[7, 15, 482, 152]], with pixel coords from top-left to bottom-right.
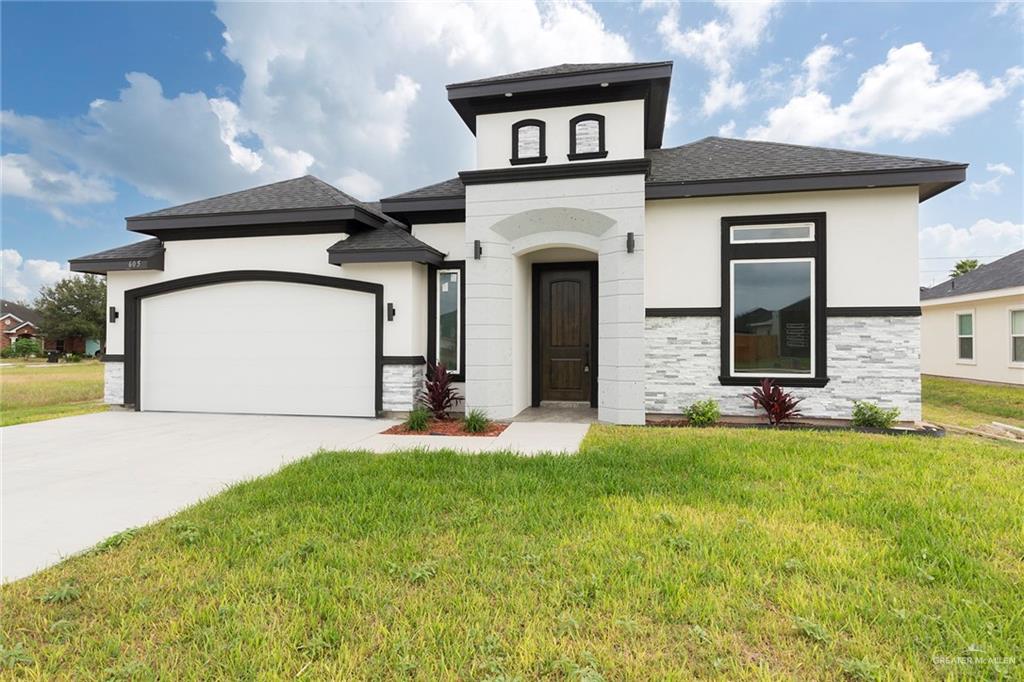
[[382, 419, 509, 437], [645, 417, 944, 437]]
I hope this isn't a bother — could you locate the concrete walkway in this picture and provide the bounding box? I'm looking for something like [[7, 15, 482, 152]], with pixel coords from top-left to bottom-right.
[[2, 411, 589, 582]]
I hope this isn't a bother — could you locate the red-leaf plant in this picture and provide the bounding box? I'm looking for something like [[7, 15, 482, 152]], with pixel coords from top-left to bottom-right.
[[419, 363, 462, 420], [747, 379, 803, 426]]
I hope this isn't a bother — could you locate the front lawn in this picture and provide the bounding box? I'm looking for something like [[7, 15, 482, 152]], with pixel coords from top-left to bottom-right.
[[2, 427, 1021, 679], [0, 360, 105, 427], [922, 374, 1024, 429]]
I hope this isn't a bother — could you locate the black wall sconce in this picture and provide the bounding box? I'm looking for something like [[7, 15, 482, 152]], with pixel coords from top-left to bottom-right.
[[473, 239, 482, 259], [387, 302, 396, 321], [109, 306, 119, 323], [626, 232, 635, 253]]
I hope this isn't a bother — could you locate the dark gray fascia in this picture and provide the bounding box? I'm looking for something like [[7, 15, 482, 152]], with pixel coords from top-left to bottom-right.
[[646, 165, 967, 202], [126, 205, 387, 236], [327, 248, 445, 266], [69, 250, 166, 275], [459, 158, 650, 186], [446, 63, 673, 149]]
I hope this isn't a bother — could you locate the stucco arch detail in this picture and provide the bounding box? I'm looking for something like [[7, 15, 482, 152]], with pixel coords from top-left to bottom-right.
[[490, 207, 615, 256]]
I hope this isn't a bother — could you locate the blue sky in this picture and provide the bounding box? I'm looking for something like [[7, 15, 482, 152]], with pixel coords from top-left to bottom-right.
[[2, 1, 1022, 299]]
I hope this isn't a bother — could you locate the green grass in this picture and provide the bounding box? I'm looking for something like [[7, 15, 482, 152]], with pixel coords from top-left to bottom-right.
[[0, 361, 105, 427], [2, 427, 1021, 679], [922, 374, 1024, 429]]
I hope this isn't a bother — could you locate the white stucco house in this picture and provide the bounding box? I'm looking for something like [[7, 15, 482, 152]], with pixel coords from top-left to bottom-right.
[[920, 249, 1024, 386], [71, 62, 969, 424]]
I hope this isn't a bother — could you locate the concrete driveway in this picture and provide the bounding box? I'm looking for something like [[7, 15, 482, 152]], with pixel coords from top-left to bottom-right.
[[2, 411, 588, 582]]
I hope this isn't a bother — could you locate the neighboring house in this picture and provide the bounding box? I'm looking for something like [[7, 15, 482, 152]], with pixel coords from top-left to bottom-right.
[[920, 249, 1024, 386], [1, 299, 101, 355], [71, 62, 968, 423], [1, 300, 44, 350]]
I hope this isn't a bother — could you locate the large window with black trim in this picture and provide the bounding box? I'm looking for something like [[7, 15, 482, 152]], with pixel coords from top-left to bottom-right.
[[720, 213, 827, 387], [511, 119, 546, 165], [427, 261, 466, 379], [568, 113, 607, 160]]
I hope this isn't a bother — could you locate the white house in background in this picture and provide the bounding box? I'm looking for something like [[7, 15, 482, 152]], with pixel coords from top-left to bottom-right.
[[920, 249, 1024, 386], [70, 62, 969, 423]]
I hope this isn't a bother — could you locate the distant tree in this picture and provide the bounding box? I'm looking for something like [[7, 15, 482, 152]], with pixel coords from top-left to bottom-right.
[[949, 258, 980, 278], [35, 275, 106, 342]]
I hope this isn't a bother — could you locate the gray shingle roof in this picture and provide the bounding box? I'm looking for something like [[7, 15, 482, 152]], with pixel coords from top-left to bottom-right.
[[132, 175, 392, 223], [382, 177, 465, 202], [1, 300, 42, 327], [449, 62, 667, 88], [921, 249, 1024, 300], [646, 136, 961, 183], [382, 136, 964, 203], [71, 238, 163, 262], [327, 225, 444, 265]]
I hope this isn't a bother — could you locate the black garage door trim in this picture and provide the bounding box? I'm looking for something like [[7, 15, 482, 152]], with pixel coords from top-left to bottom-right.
[[123, 270, 384, 415]]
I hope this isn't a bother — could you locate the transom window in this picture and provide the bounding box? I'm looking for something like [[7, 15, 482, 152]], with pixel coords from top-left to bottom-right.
[[1012, 310, 1024, 364], [568, 113, 607, 160], [957, 312, 974, 362], [720, 213, 827, 386], [730, 223, 814, 243], [511, 119, 546, 165]]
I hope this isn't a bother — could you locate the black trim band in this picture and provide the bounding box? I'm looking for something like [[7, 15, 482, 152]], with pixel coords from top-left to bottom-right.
[[827, 306, 921, 317], [122, 270, 384, 415], [100, 354, 125, 363], [459, 158, 650, 186], [646, 307, 721, 317], [718, 376, 831, 388], [383, 355, 427, 365]]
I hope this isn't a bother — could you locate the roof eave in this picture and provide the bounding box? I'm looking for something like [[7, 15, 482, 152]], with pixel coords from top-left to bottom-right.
[[69, 250, 166, 275], [327, 247, 445, 266], [446, 63, 673, 149], [126, 205, 386, 237], [646, 165, 967, 202]]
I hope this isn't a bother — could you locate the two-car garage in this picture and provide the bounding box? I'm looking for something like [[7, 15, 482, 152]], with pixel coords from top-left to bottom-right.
[[125, 271, 382, 418]]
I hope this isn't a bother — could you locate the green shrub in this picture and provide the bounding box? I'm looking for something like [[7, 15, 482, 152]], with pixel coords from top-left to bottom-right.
[[3, 338, 42, 358], [404, 406, 431, 432], [462, 409, 490, 433], [64, 353, 83, 363], [852, 400, 900, 428], [683, 399, 720, 426]]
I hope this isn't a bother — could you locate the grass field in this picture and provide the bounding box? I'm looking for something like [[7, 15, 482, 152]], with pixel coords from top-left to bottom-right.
[[0, 360, 105, 427], [922, 374, 1024, 429], [2, 426, 1020, 679]]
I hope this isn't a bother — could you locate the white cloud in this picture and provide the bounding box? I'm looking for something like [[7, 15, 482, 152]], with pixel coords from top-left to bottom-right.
[[2, 1, 634, 217], [335, 169, 383, 201], [1, 154, 114, 211], [718, 120, 737, 137], [992, 0, 1024, 26], [969, 162, 1017, 198], [969, 176, 1005, 198], [651, 0, 781, 116], [747, 43, 1024, 146], [919, 218, 1024, 284], [799, 43, 841, 92], [1, 249, 78, 302]]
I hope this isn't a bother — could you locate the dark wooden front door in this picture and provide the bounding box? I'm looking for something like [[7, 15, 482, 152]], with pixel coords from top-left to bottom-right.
[[534, 263, 595, 404]]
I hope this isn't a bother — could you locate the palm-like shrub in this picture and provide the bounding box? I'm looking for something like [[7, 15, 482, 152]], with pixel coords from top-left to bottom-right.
[[418, 363, 462, 420], [748, 379, 803, 425]]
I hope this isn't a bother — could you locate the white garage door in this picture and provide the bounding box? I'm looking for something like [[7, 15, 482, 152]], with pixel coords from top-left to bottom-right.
[[139, 280, 376, 417]]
